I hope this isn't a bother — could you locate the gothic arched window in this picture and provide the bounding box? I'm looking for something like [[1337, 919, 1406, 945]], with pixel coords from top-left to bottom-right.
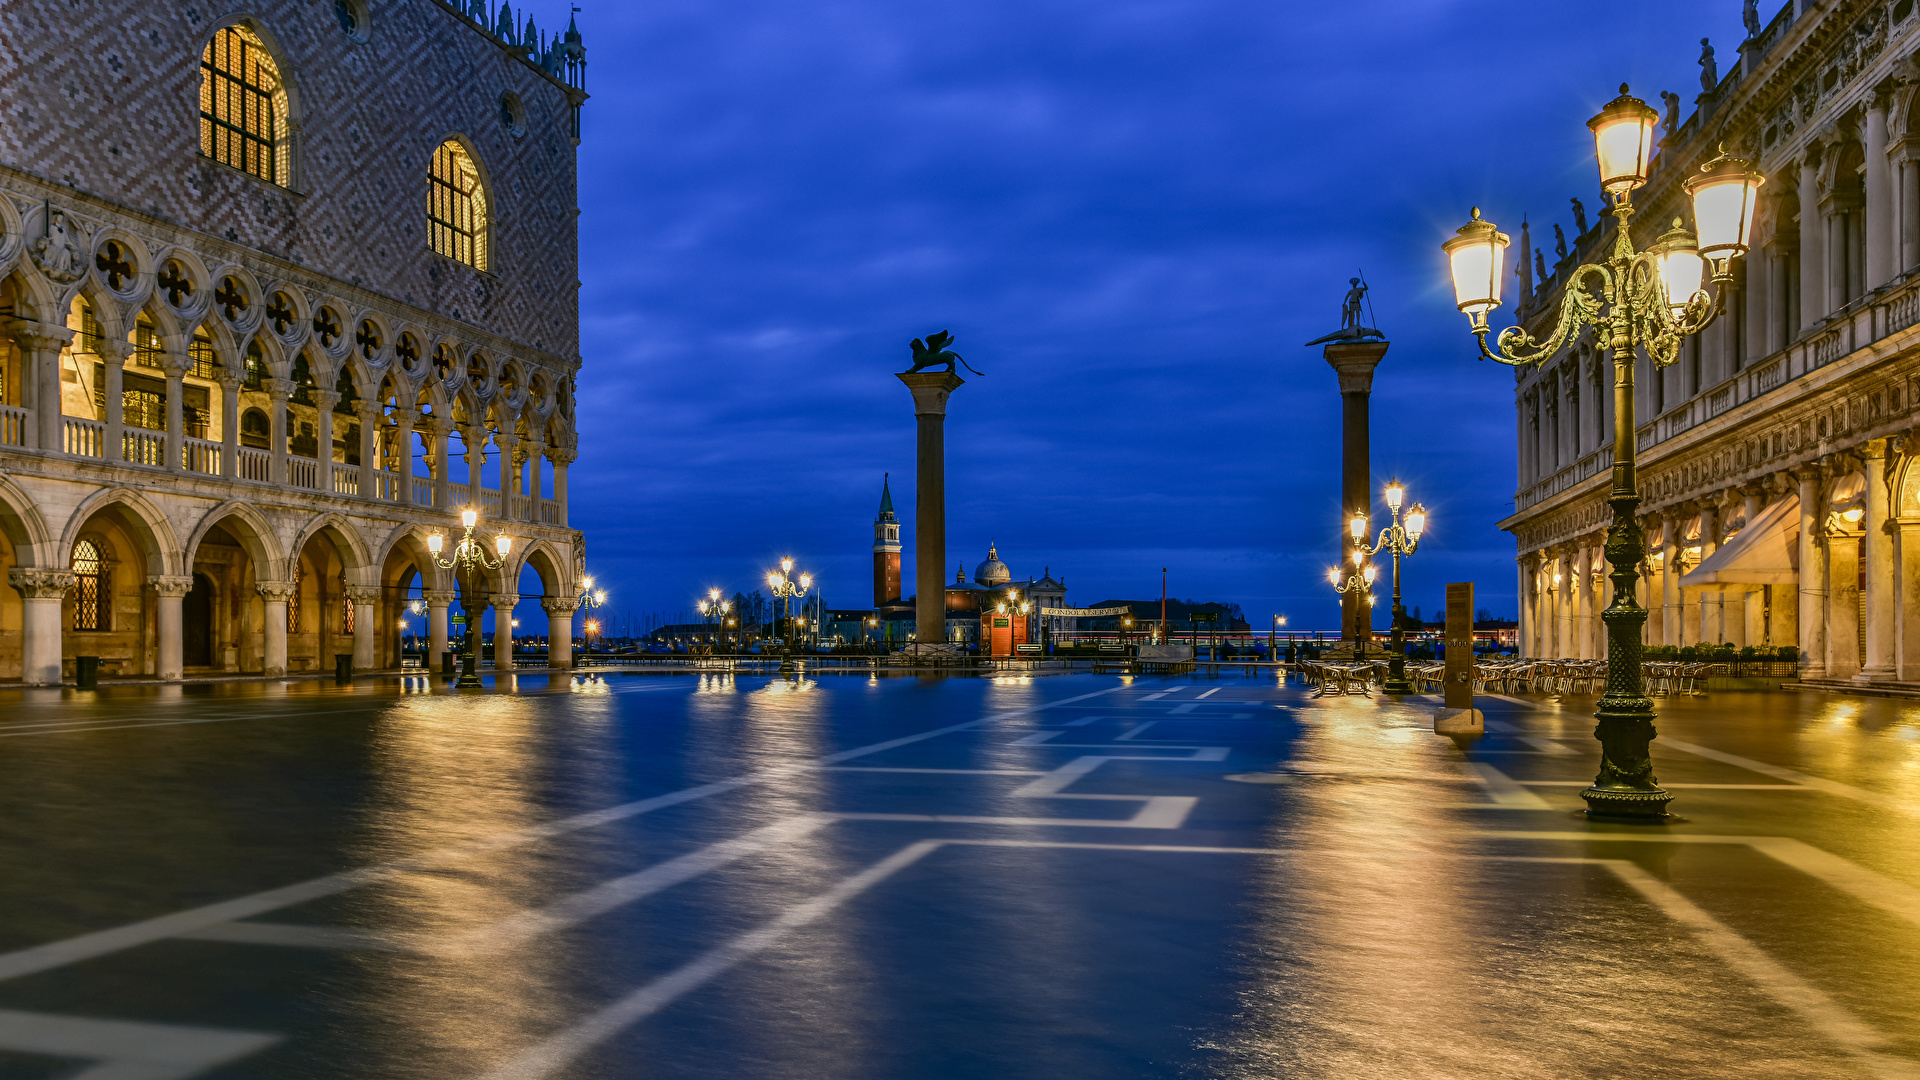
[[240, 407, 271, 448], [72, 539, 109, 631], [428, 140, 489, 270], [200, 25, 289, 184]]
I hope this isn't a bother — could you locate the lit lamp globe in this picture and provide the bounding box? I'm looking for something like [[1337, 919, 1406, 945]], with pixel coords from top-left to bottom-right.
[[1653, 218, 1705, 315], [1587, 85, 1660, 195], [1442, 208, 1510, 329], [1406, 503, 1428, 540], [1348, 510, 1367, 541], [427, 532, 444, 555], [1363, 564, 1377, 585], [495, 534, 511, 557], [1384, 479, 1405, 511], [1327, 567, 1341, 586], [462, 508, 478, 530], [1684, 149, 1765, 271]]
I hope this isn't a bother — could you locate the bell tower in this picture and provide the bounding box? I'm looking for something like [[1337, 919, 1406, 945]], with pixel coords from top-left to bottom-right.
[[873, 474, 903, 606]]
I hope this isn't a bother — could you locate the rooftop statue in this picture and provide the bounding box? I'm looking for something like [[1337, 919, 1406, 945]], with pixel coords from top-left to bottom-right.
[[904, 330, 984, 376], [1661, 91, 1680, 136], [1553, 223, 1568, 262], [1743, 0, 1761, 38], [1535, 250, 1547, 284], [1570, 196, 1587, 236], [1699, 38, 1717, 94]]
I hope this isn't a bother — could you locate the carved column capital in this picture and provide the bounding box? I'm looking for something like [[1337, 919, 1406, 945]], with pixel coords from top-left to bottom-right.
[[422, 590, 457, 605], [9, 323, 73, 353], [265, 379, 293, 402], [147, 575, 195, 598], [314, 389, 343, 410], [9, 567, 76, 599], [490, 592, 521, 610], [541, 597, 580, 616], [256, 580, 298, 603], [546, 446, 577, 466], [344, 585, 382, 604]]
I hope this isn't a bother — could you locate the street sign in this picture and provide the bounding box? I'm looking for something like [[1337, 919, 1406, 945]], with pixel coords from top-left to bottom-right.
[[1444, 582, 1474, 711], [451, 614, 466, 624]]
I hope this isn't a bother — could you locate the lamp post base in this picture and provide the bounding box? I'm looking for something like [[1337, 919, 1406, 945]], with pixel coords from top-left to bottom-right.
[[455, 652, 482, 688], [1580, 786, 1673, 820], [1381, 678, 1414, 694]]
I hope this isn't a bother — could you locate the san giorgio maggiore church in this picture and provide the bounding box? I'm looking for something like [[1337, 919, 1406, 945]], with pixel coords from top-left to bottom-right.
[[1506, 0, 1920, 688], [0, 0, 589, 683]]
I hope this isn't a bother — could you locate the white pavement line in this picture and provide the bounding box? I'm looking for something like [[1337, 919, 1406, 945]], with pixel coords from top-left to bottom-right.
[[834, 807, 1200, 828], [1168, 703, 1200, 714], [1602, 860, 1917, 1079], [0, 1008, 279, 1080], [1063, 716, 1101, 726], [1114, 721, 1159, 741], [0, 686, 1127, 984], [1009, 730, 1064, 745], [0, 711, 269, 731], [0, 715, 287, 739], [1662, 738, 1919, 817], [1521, 736, 1577, 756], [474, 840, 946, 1080], [1139, 692, 1170, 701], [1456, 762, 1554, 809], [819, 767, 1045, 775], [176, 922, 406, 952], [1475, 832, 1920, 931], [1196, 688, 1220, 699], [1516, 781, 1809, 790]]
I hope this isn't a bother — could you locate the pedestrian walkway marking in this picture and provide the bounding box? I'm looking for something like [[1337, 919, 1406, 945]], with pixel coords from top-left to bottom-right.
[[0, 1008, 278, 1080], [1196, 688, 1220, 699], [1520, 736, 1577, 755], [1168, 703, 1200, 714], [1455, 762, 1552, 809], [1114, 721, 1157, 740], [1662, 738, 1918, 817]]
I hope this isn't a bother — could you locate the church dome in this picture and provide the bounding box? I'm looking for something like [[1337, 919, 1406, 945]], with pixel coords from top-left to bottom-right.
[[973, 543, 1011, 586]]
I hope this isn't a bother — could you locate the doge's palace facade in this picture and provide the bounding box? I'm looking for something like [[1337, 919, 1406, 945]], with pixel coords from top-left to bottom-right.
[[0, 0, 588, 683]]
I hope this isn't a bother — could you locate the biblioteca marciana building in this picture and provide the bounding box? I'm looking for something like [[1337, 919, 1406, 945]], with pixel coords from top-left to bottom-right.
[[1504, 0, 1920, 685], [0, 0, 588, 683]]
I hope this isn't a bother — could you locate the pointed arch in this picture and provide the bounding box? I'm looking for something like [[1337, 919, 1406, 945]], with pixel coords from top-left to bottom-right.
[[59, 486, 182, 576], [290, 512, 374, 584], [200, 18, 301, 187], [0, 470, 55, 568], [513, 537, 575, 600], [185, 499, 288, 580], [428, 135, 492, 270]]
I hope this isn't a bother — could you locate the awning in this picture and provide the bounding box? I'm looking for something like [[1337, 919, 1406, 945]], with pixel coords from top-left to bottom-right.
[[1679, 495, 1800, 587]]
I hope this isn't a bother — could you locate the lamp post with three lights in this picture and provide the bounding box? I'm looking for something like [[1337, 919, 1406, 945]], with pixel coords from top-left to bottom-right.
[[1353, 479, 1426, 693], [1439, 84, 1763, 819], [428, 508, 512, 688], [767, 558, 812, 674]]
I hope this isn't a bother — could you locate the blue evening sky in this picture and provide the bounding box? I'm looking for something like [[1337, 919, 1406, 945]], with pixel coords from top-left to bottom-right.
[[548, 0, 1743, 631]]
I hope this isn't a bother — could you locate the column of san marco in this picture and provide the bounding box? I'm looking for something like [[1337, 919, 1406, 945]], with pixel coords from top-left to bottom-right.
[[897, 331, 971, 654], [1440, 84, 1763, 819], [1308, 297, 1389, 658]]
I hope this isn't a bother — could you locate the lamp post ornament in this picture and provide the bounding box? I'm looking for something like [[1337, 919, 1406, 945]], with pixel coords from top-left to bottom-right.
[[428, 508, 513, 688], [1441, 84, 1763, 819], [696, 588, 731, 654], [766, 557, 812, 675], [1353, 479, 1426, 692], [576, 572, 606, 658]]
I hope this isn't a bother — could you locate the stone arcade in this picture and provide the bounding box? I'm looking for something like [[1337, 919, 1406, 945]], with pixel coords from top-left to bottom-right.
[[0, 0, 589, 683]]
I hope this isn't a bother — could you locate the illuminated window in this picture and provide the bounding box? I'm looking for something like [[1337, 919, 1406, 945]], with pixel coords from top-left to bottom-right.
[[240, 407, 270, 448], [72, 540, 108, 631], [289, 566, 302, 633], [428, 141, 489, 270], [132, 313, 164, 370], [189, 327, 219, 380], [243, 341, 266, 388], [341, 575, 355, 634], [199, 25, 288, 183]]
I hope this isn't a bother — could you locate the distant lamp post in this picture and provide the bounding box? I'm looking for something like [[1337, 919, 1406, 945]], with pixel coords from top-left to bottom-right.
[[1270, 613, 1287, 660], [697, 588, 732, 653], [1440, 84, 1761, 819], [767, 557, 812, 673], [1328, 556, 1376, 638], [428, 508, 511, 688], [1354, 478, 1425, 693], [575, 573, 607, 659]]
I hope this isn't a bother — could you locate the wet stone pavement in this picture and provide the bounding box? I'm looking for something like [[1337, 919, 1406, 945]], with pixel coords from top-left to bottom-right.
[[0, 671, 1917, 1079]]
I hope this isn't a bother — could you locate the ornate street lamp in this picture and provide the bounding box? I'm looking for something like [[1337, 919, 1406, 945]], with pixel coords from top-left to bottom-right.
[[1328, 552, 1377, 626], [1440, 84, 1762, 819], [766, 557, 812, 674], [696, 588, 732, 654], [428, 508, 512, 688], [1354, 478, 1426, 693]]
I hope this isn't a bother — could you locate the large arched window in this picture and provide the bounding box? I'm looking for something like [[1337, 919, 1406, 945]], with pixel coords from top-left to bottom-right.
[[72, 540, 109, 631], [428, 141, 489, 270], [200, 25, 289, 184]]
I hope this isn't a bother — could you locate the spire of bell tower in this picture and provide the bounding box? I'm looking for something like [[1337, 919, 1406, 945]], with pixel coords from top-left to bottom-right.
[[873, 473, 903, 606]]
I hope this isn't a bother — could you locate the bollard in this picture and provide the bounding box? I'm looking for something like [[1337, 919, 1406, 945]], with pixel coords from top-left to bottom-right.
[[335, 654, 353, 684], [75, 655, 99, 690], [441, 651, 454, 676]]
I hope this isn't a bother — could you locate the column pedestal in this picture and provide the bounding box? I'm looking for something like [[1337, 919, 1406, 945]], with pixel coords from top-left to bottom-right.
[[897, 371, 965, 649]]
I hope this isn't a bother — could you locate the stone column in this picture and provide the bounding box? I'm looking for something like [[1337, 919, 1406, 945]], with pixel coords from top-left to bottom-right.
[[10, 568, 74, 685], [1897, 520, 1920, 682], [492, 592, 520, 669], [1575, 541, 1593, 659], [356, 402, 381, 498], [149, 575, 193, 680], [897, 370, 966, 647], [549, 447, 574, 526], [496, 430, 519, 519], [543, 596, 579, 669], [430, 418, 454, 509], [314, 390, 340, 492], [425, 589, 455, 668], [1321, 338, 1390, 645], [257, 581, 296, 677], [1858, 439, 1896, 681], [267, 380, 292, 485], [1797, 465, 1829, 678], [462, 424, 486, 512], [389, 410, 416, 505], [1660, 513, 1682, 646], [347, 585, 380, 670], [219, 374, 242, 479], [1516, 556, 1532, 657], [100, 339, 129, 463], [1903, 155, 1920, 274], [1799, 148, 1827, 331], [1698, 502, 1720, 644], [19, 328, 70, 451], [1867, 90, 1894, 290], [163, 363, 186, 472]]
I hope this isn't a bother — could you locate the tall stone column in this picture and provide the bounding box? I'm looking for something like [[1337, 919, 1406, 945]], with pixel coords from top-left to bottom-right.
[[390, 410, 417, 505], [497, 430, 519, 519], [150, 576, 194, 680], [462, 424, 487, 512], [549, 447, 575, 526], [1858, 439, 1896, 682], [1897, 521, 1920, 682], [219, 374, 243, 479], [492, 592, 520, 669], [1575, 541, 1593, 659], [1322, 338, 1389, 645], [1866, 90, 1894, 290], [347, 585, 380, 670], [258, 581, 296, 677], [1661, 513, 1682, 646], [1799, 148, 1827, 332], [163, 363, 187, 472], [543, 597, 579, 668], [19, 328, 70, 451], [100, 339, 130, 464], [897, 371, 965, 647], [314, 390, 340, 490], [1796, 465, 1829, 678], [1516, 556, 1532, 657], [1902, 156, 1920, 274], [1697, 502, 1720, 645], [425, 589, 455, 668], [356, 402, 381, 498], [10, 568, 74, 685]]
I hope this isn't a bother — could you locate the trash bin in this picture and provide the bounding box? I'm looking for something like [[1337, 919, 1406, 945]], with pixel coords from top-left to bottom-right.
[[75, 655, 99, 690], [335, 654, 353, 683], [441, 651, 455, 675]]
